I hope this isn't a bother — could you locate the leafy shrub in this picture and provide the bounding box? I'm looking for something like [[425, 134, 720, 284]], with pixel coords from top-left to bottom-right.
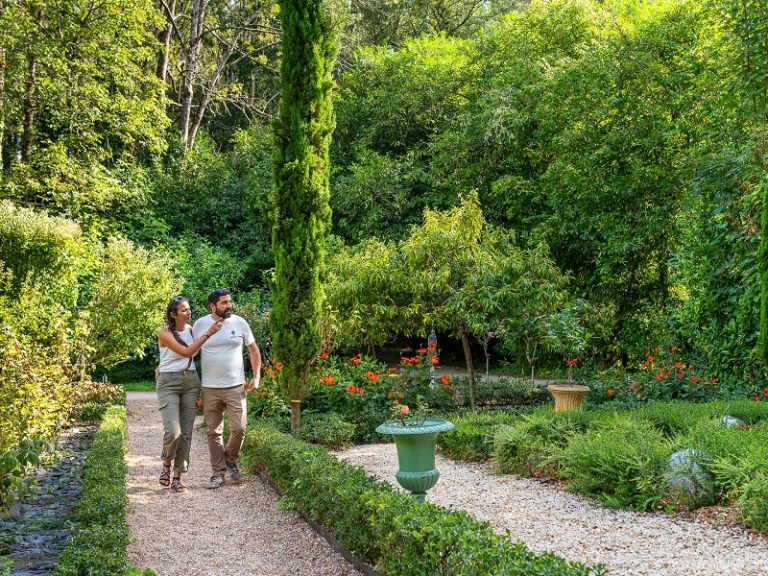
[[437, 410, 521, 461], [53, 406, 152, 576], [561, 416, 670, 510], [297, 413, 356, 448], [0, 439, 46, 511], [453, 377, 550, 408], [242, 424, 604, 576]]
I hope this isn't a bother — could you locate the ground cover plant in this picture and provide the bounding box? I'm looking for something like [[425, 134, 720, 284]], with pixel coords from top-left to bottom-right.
[[242, 423, 604, 576], [441, 400, 768, 532]]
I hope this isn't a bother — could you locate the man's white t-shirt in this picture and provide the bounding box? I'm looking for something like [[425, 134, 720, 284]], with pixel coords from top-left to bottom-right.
[[192, 314, 255, 388]]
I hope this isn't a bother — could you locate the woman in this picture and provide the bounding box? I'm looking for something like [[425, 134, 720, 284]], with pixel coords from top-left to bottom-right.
[[156, 296, 222, 492]]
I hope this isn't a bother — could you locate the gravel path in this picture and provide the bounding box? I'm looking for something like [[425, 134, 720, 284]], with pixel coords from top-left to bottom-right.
[[125, 392, 361, 576], [337, 444, 768, 576]]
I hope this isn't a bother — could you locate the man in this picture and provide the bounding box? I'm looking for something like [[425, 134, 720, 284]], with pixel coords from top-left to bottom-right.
[[193, 288, 261, 489]]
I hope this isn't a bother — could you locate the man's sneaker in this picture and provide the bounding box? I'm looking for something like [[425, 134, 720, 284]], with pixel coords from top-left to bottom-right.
[[208, 475, 224, 490], [227, 462, 243, 484]]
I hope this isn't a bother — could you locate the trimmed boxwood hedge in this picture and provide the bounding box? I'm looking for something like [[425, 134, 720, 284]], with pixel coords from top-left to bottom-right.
[[53, 405, 153, 576], [242, 424, 604, 576]]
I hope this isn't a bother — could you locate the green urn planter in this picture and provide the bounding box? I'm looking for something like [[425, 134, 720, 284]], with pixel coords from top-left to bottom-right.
[[375, 418, 455, 502]]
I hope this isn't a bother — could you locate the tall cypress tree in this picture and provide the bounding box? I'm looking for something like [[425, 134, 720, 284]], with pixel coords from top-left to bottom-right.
[[271, 0, 339, 431]]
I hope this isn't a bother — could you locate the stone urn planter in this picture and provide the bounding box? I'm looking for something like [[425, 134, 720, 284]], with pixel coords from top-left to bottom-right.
[[375, 418, 455, 502], [547, 384, 590, 411]]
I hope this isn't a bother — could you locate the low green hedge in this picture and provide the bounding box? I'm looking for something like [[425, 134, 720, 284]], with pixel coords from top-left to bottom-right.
[[53, 405, 153, 576], [437, 411, 523, 461], [242, 424, 603, 576]]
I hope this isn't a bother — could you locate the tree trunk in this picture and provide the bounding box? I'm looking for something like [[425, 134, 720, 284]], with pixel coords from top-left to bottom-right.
[[290, 399, 301, 433], [460, 330, 476, 410], [21, 52, 36, 162], [156, 0, 176, 82], [180, 0, 207, 149]]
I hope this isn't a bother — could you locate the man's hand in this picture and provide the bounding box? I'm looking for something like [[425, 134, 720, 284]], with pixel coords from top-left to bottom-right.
[[245, 377, 260, 393]]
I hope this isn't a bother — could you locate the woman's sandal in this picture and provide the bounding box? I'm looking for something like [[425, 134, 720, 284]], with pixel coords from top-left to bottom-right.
[[170, 477, 186, 493], [159, 464, 171, 487]]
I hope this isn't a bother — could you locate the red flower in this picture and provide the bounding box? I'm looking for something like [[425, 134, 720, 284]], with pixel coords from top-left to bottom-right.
[[656, 373, 663, 381], [416, 348, 428, 355], [675, 362, 683, 370], [366, 371, 380, 382], [568, 358, 578, 367], [398, 392, 404, 399], [351, 356, 362, 365], [631, 382, 638, 392], [400, 405, 410, 415], [691, 376, 701, 383], [764, 387, 768, 397], [347, 385, 356, 393], [412, 357, 421, 364], [709, 377, 719, 384], [655, 346, 661, 352], [320, 376, 335, 386], [671, 346, 679, 352], [319, 352, 329, 360], [607, 388, 615, 397], [678, 372, 684, 380], [431, 356, 440, 365], [755, 394, 761, 401], [666, 371, 672, 377], [440, 375, 449, 385], [356, 387, 364, 394]]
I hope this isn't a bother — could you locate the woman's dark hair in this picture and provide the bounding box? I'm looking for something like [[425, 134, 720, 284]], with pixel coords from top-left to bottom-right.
[[165, 296, 189, 347]]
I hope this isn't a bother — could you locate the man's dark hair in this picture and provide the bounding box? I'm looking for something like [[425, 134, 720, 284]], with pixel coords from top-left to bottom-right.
[[207, 288, 231, 305]]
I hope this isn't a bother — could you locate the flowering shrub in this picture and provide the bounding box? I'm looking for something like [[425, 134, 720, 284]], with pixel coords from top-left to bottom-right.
[[589, 346, 721, 405]]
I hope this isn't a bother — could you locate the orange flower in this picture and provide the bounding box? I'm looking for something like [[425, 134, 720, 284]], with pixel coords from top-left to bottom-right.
[[568, 358, 578, 367], [675, 362, 683, 370], [276, 361, 284, 370], [431, 356, 440, 365], [755, 394, 761, 401], [366, 371, 380, 382], [656, 373, 663, 381], [387, 367, 397, 373], [691, 376, 701, 383], [447, 385, 455, 392], [347, 385, 356, 393], [320, 376, 335, 386], [319, 352, 329, 360], [356, 387, 364, 394], [671, 345, 679, 352], [400, 405, 410, 415], [440, 375, 449, 385], [351, 356, 362, 365], [398, 392, 405, 399], [607, 388, 615, 397], [416, 348, 428, 355]]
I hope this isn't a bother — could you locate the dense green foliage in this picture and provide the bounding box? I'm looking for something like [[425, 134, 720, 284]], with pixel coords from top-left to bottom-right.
[[242, 423, 603, 576], [0, 203, 175, 507], [53, 406, 153, 576], [271, 0, 340, 415]]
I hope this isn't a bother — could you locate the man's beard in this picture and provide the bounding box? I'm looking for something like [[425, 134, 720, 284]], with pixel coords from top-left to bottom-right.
[[216, 308, 233, 319]]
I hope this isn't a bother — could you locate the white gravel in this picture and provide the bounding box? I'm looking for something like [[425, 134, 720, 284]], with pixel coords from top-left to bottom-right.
[[336, 444, 768, 576], [125, 392, 361, 576]]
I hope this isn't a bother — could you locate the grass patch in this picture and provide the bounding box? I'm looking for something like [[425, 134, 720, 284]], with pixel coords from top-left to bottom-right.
[[121, 380, 155, 392]]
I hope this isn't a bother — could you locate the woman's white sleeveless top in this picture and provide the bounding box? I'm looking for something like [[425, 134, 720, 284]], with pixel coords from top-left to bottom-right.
[[158, 327, 196, 372]]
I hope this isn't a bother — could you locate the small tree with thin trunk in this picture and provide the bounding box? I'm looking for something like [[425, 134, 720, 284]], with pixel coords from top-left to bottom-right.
[[271, 0, 339, 432]]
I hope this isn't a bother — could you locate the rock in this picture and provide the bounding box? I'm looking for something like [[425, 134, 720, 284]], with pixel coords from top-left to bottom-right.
[[720, 416, 747, 429], [664, 448, 713, 502]]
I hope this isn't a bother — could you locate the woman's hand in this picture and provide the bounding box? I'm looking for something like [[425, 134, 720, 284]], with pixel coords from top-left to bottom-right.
[[205, 319, 224, 338]]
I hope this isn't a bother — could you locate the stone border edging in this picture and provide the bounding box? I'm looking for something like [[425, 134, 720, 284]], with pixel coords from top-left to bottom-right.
[[255, 469, 381, 576]]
